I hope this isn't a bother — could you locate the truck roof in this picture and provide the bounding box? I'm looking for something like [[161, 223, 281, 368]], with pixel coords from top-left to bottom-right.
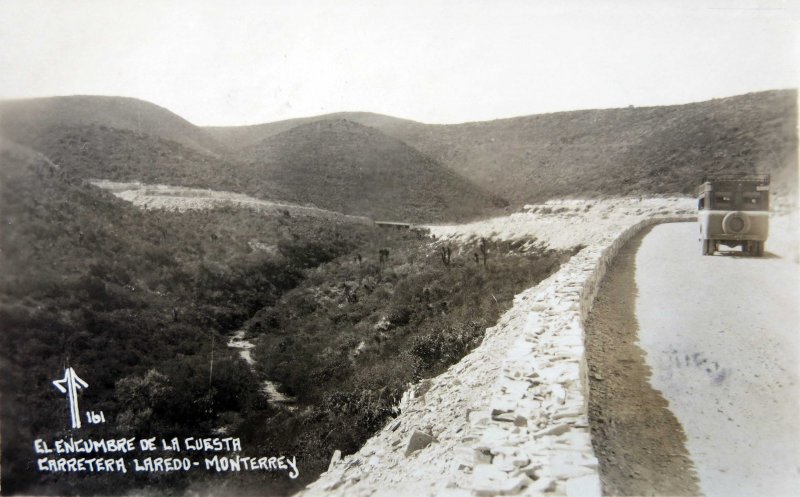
[[700, 173, 770, 185], [697, 174, 771, 196]]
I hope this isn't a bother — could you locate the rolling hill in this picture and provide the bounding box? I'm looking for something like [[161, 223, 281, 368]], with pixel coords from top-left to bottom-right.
[[0, 95, 224, 155], [0, 123, 287, 201], [0, 122, 567, 497], [206, 111, 419, 150], [3, 91, 794, 223], [0, 97, 505, 222], [207, 90, 798, 203], [236, 119, 506, 221], [393, 90, 798, 202], [0, 132, 381, 496]]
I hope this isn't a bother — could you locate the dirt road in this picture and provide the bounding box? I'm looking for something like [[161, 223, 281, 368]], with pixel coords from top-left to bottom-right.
[[586, 225, 701, 496], [635, 219, 800, 497], [587, 214, 799, 496]]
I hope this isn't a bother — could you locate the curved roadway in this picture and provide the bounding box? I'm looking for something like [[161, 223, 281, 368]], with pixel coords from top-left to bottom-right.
[[635, 217, 800, 497]]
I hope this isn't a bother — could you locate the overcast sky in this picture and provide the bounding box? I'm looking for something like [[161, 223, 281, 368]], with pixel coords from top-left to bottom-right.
[[0, 0, 797, 126]]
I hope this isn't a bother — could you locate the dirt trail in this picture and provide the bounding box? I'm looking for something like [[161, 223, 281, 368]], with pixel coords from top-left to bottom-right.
[[585, 225, 702, 496]]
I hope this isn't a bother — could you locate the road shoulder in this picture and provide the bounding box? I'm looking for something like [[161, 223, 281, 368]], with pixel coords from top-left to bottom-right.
[[585, 224, 701, 496]]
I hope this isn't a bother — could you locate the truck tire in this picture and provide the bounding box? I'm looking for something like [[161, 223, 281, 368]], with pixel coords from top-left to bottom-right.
[[722, 211, 751, 235], [702, 239, 714, 256]]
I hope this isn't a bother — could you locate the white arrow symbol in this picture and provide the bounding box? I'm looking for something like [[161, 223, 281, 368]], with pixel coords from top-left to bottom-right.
[[53, 367, 88, 429]]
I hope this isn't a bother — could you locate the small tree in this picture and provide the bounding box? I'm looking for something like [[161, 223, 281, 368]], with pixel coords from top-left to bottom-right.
[[440, 245, 451, 267], [479, 238, 488, 267], [378, 249, 390, 280]]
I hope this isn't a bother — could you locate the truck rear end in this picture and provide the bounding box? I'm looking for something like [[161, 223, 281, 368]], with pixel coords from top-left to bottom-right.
[[697, 174, 770, 256]]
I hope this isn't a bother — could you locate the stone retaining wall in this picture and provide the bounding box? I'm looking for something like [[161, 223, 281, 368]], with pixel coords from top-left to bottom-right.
[[299, 215, 694, 497]]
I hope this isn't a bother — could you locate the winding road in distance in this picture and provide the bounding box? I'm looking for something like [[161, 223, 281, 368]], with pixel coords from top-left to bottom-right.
[[635, 217, 800, 497]]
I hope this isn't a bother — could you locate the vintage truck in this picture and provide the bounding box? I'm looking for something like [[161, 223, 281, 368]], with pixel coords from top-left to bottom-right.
[[697, 174, 770, 256]]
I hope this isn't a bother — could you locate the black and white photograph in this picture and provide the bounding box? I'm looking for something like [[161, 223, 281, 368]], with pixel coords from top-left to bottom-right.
[[0, 1, 797, 496]]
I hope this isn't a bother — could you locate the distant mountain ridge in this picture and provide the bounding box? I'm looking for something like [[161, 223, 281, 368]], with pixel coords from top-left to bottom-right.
[[207, 89, 798, 202], [1, 90, 795, 222], [206, 112, 419, 150]]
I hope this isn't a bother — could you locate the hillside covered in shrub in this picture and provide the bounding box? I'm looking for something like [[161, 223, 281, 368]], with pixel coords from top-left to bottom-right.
[[0, 97, 506, 223], [0, 137, 574, 495], [235, 119, 506, 222], [0, 137, 368, 494], [240, 232, 577, 489], [0, 95, 224, 155], [2, 87, 794, 495], [209, 89, 798, 203], [1, 124, 288, 201]]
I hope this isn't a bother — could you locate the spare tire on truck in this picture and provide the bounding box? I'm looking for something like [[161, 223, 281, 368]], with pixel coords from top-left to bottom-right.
[[696, 174, 769, 257], [722, 211, 751, 235]]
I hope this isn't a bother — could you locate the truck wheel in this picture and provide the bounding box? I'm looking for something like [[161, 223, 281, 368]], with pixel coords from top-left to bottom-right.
[[722, 211, 751, 235], [756, 241, 765, 257], [702, 239, 713, 256]]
